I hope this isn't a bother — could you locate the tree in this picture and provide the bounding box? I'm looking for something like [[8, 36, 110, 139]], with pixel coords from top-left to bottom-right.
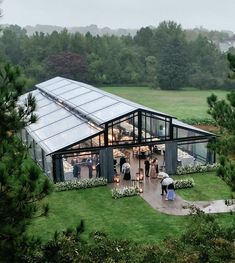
[[46, 52, 88, 81], [157, 37, 189, 89], [207, 53, 235, 190], [150, 21, 189, 89], [0, 64, 52, 262], [145, 56, 159, 88]]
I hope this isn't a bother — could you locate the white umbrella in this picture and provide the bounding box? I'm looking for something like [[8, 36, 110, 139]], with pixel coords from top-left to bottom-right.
[[159, 172, 169, 178], [162, 177, 174, 186]]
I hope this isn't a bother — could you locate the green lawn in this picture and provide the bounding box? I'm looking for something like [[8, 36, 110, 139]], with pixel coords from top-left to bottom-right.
[[174, 172, 234, 201], [28, 185, 233, 244], [101, 87, 227, 119]]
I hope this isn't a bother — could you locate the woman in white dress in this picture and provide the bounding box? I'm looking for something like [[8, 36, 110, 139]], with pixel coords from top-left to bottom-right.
[[150, 159, 157, 178]]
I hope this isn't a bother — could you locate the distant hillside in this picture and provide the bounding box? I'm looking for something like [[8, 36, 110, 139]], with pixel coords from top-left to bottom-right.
[[24, 24, 138, 37]]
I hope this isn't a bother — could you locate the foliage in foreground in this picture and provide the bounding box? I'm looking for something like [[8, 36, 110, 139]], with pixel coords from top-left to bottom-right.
[[23, 208, 235, 263], [0, 64, 52, 262]]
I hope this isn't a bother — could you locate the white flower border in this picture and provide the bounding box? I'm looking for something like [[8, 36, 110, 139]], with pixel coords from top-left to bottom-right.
[[176, 163, 219, 175], [55, 177, 108, 191]]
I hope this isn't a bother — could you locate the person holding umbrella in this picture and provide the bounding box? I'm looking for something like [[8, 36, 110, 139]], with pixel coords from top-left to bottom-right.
[[165, 182, 176, 201], [160, 174, 173, 196]]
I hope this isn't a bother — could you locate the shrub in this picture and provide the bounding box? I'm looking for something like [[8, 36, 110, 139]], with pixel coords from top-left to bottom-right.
[[55, 178, 108, 191], [176, 163, 219, 175], [112, 186, 139, 199], [174, 178, 195, 189]]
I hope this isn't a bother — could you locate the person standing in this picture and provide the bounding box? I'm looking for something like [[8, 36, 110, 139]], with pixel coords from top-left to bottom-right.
[[122, 161, 131, 180], [155, 157, 159, 176], [150, 159, 157, 178], [160, 175, 169, 195], [165, 183, 175, 201], [119, 155, 126, 173], [144, 158, 150, 177]]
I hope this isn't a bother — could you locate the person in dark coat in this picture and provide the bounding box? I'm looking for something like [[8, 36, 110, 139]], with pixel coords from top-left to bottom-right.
[[119, 156, 126, 173], [73, 163, 81, 179], [96, 162, 101, 177], [144, 158, 150, 177]]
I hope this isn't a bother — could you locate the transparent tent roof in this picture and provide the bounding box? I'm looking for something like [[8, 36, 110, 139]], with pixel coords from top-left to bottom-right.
[[20, 89, 101, 154], [36, 77, 173, 125], [20, 77, 214, 155]]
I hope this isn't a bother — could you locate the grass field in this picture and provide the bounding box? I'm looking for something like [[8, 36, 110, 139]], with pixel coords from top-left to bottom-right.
[[101, 87, 227, 119], [28, 176, 234, 244], [174, 172, 234, 201]]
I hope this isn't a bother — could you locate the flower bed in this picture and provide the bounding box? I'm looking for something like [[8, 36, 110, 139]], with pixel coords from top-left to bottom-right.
[[55, 178, 108, 191], [176, 163, 219, 175], [112, 186, 139, 199], [174, 178, 195, 189]]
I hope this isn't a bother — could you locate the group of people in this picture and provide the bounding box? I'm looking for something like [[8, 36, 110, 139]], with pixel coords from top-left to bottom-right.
[[144, 157, 159, 178], [120, 156, 159, 181], [118, 155, 176, 201]]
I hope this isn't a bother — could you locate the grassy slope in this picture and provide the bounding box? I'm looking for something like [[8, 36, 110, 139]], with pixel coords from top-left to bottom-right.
[[28, 185, 233, 244], [29, 187, 188, 243], [101, 87, 227, 119], [174, 172, 234, 201]]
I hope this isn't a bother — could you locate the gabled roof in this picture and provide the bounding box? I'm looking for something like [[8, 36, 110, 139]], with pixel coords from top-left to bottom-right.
[[20, 77, 214, 155], [36, 77, 173, 125]]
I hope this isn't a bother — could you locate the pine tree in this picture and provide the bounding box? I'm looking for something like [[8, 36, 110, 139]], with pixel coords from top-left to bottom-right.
[[207, 53, 235, 190], [0, 64, 52, 262]]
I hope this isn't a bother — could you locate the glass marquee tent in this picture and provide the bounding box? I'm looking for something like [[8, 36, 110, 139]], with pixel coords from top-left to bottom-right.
[[19, 77, 215, 182]]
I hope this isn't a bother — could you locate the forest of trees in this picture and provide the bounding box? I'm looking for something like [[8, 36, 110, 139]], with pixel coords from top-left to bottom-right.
[[0, 21, 234, 90]]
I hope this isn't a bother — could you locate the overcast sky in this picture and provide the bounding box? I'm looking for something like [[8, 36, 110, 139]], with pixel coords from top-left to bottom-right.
[[1, 0, 235, 32]]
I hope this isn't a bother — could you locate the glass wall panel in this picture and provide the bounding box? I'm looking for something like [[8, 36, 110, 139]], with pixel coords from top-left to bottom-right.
[[62, 152, 100, 181], [35, 142, 43, 168], [173, 127, 204, 139], [177, 141, 209, 166], [44, 154, 53, 180], [21, 128, 27, 145], [141, 112, 170, 142], [27, 134, 35, 159], [108, 113, 138, 145]]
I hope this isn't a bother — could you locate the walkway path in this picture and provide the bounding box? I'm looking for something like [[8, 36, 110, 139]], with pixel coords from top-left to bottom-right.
[[140, 177, 235, 215]]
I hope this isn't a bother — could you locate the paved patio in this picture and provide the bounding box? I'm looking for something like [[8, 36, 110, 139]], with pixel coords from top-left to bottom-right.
[[111, 176, 235, 215]]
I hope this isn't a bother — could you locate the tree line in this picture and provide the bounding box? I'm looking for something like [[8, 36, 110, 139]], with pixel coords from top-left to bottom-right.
[[0, 21, 234, 90]]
